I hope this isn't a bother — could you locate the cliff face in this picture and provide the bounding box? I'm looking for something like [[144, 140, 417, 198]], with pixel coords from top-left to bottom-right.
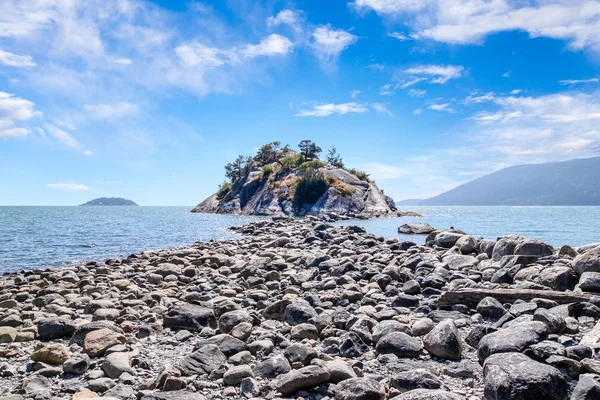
[[192, 165, 398, 218]]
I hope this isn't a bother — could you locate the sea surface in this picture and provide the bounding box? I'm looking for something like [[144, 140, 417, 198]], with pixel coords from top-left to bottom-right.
[[0, 206, 599, 272]]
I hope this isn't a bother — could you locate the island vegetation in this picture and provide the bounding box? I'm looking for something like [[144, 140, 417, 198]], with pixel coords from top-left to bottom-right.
[[79, 197, 138, 206]]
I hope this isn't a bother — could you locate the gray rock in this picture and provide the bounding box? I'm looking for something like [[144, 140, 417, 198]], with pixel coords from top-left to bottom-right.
[[87, 377, 117, 393], [375, 332, 422, 357], [477, 297, 506, 319], [163, 303, 217, 331], [178, 344, 227, 376], [399, 223, 435, 235], [335, 378, 386, 400], [478, 321, 548, 362], [218, 310, 252, 334], [514, 239, 553, 257], [203, 334, 247, 356], [253, 354, 291, 378], [579, 272, 600, 292], [37, 317, 77, 340], [102, 352, 132, 379], [423, 319, 462, 360], [62, 354, 90, 375], [573, 249, 600, 276], [283, 300, 318, 325], [571, 373, 600, 400], [240, 377, 261, 398], [396, 389, 464, 399], [391, 369, 442, 393], [483, 352, 568, 400], [69, 321, 124, 346], [271, 365, 330, 396], [223, 365, 254, 385], [141, 392, 207, 400]]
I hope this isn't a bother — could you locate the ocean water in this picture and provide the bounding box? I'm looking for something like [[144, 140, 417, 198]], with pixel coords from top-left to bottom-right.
[[1, 206, 599, 273], [334, 206, 600, 248], [0, 206, 261, 272]]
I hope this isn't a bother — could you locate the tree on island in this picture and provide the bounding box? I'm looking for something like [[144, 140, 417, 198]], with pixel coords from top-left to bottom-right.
[[225, 155, 253, 182], [254, 141, 290, 166], [298, 140, 322, 161], [326, 147, 344, 169]]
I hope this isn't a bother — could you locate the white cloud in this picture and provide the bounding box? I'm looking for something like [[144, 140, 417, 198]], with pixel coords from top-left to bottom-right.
[[267, 10, 301, 27], [45, 124, 82, 150], [242, 34, 293, 58], [352, 0, 600, 55], [351, 90, 361, 98], [295, 102, 369, 117], [112, 58, 132, 65], [366, 63, 385, 70], [0, 92, 40, 139], [84, 102, 139, 120], [46, 183, 89, 192], [559, 78, 599, 85], [371, 103, 393, 116], [510, 89, 523, 95], [0, 48, 36, 67], [502, 71, 512, 78], [428, 103, 456, 113], [388, 32, 412, 41], [397, 77, 425, 88], [413, 108, 423, 115], [463, 91, 495, 104], [379, 84, 395, 96], [83, 150, 94, 156], [175, 43, 231, 68], [407, 89, 426, 97], [403, 64, 464, 84], [311, 26, 358, 68]]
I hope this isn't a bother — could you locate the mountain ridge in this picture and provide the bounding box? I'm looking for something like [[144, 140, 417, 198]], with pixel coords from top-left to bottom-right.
[[80, 197, 138, 206], [419, 157, 600, 206]]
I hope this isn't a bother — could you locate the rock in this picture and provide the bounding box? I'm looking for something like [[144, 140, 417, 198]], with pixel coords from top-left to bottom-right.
[[0, 327, 17, 343], [84, 328, 127, 357], [284, 300, 318, 325], [271, 365, 330, 396], [399, 223, 435, 235], [324, 359, 357, 383], [435, 232, 464, 248], [514, 239, 553, 257], [141, 391, 207, 400], [395, 389, 464, 399], [178, 344, 227, 376], [240, 377, 260, 398], [254, 355, 291, 378], [375, 332, 422, 357], [37, 317, 77, 340], [536, 266, 578, 291], [63, 354, 91, 375], [533, 308, 566, 334], [70, 322, 124, 346], [102, 352, 132, 379], [483, 352, 568, 400], [579, 272, 600, 292], [478, 321, 548, 362], [163, 303, 217, 331], [334, 378, 386, 400], [571, 373, 600, 400], [411, 319, 434, 336], [284, 343, 317, 365], [204, 334, 247, 356], [477, 297, 506, 319], [423, 319, 462, 360], [22, 375, 52, 395], [391, 369, 443, 393], [223, 365, 254, 385], [573, 249, 600, 276], [31, 343, 70, 364], [291, 323, 319, 340], [87, 378, 117, 393], [218, 310, 252, 334]]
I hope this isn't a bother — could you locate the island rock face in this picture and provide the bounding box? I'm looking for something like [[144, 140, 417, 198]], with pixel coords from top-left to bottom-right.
[[193, 165, 398, 218], [80, 197, 138, 206]]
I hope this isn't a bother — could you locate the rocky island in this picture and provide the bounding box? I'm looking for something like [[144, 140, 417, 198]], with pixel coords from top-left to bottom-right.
[[192, 141, 399, 219], [80, 198, 138, 207], [1, 217, 600, 399]]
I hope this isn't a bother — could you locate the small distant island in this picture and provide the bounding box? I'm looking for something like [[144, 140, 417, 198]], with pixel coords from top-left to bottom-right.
[[79, 197, 138, 206], [192, 140, 399, 218]]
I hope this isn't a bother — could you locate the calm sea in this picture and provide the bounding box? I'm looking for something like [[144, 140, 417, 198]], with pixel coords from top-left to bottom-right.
[[0, 206, 599, 272]]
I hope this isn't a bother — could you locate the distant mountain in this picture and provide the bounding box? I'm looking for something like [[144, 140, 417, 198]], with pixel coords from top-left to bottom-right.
[[80, 197, 138, 206], [396, 199, 424, 206], [420, 157, 600, 206]]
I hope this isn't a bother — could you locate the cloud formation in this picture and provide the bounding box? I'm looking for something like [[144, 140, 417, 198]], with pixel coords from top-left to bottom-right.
[[46, 183, 89, 192], [295, 102, 368, 117], [0, 92, 39, 139]]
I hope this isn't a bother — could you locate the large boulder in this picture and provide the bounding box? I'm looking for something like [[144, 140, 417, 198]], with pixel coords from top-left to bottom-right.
[[37, 317, 77, 340], [579, 272, 600, 292], [535, 266, 578, 291], [375, 332, 422, 357], [571, 373, 600, 400], [483, 352, 568, 400], [573, 248, 600, 276], [478, 321, 548, 363], [163, 303, 217, 331], [399, 223, 435, 235], [335, 378, 386, 400], [423, 319, 462, 360], [178, 344, 227, 376], [271, 365, 330, 396], [513, 239, 553, 257]]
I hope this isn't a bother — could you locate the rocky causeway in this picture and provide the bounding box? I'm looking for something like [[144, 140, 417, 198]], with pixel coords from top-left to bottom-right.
[[1, 217, 600, 399]]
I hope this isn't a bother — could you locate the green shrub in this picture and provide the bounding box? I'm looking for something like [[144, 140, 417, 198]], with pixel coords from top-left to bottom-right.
[[346, 168, 372, 183], [293, 169, 329, 207], [260, 164, 274, 179], [299, 159, 325, 172], [216, 181, 233, 199], [281, 154, 303, 170]]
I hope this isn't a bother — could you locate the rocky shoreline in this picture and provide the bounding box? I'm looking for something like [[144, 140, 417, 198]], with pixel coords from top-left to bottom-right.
[[1, 218, 600, 400]]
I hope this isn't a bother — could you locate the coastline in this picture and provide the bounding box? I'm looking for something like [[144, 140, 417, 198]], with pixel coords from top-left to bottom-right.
[[0, 217, 599, 399]]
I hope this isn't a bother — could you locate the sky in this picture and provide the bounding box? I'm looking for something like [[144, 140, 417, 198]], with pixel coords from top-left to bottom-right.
[[1, 0, 600, 206]]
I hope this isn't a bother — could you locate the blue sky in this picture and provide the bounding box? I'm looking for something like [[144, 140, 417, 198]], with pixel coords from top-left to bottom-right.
[[1, 0, 599, 205]]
